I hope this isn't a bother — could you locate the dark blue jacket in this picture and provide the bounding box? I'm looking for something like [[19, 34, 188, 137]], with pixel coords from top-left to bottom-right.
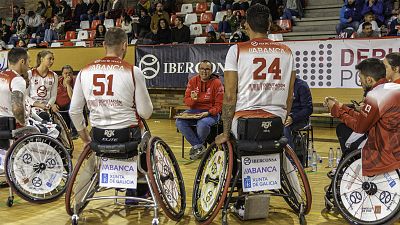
[[340, 0, 363, 24], [290, 78, 313, 123], [361, 0, 384, 23]]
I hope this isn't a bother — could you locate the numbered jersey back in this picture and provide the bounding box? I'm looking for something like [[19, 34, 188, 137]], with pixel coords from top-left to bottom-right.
[[234, 39, 294, 120], [79, 57, 138, 129]]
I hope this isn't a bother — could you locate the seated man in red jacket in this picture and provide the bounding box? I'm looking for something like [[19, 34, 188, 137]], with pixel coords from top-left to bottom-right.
[[176, 60, 224, 160], [325, 58, 400, 176]]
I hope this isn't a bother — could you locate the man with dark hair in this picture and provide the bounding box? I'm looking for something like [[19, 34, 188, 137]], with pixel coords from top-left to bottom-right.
[[0, 47, 29, 138], [69, 27, 153, 204], [216, 3, 295, 144], [176, 60, 224, 160], [384, 52, 400, 83], [325, 58, 400, 176], [150, 3, 170, 34], [356, 21, 380, 37], [171, 17, 190, 44]]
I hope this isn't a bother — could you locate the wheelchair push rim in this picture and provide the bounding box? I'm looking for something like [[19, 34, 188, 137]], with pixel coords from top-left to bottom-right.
[[51, 111, 74, 154], [333, 149, 400, 225], [65, 145, 98, 216], [280, 145, 312, 215], [146, 136, 186, 221], [5, 134, 72, 203], [192, 141, 233, 224]]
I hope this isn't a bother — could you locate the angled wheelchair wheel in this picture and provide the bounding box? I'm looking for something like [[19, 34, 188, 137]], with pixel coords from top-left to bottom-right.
[[65, 145, 98, 216], [333, 149, 400, 225], [146, 136, 186, 221], [5, 134, 72, 203], [52, 112, 74, 155], [280, 145, 312, 215], [192, 141, 233, 224]]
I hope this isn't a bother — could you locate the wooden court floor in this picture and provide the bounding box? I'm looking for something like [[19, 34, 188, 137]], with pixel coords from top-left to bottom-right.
[[0, 119, 399, 225]]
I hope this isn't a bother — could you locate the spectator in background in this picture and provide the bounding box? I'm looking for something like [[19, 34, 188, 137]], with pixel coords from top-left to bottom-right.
[[336, 0, 362, 34], [36, 1, 47, 16], [120, 13, 133, 40], [73, 0, 88, 23], [94, 23, 106, 46], [150, 3, 170, 34], [384, 52, 400, 83], [55, 65, 77, 138], [154, 18, 171, 44], [44, 15, 65, 43], [133, 9, 151, 39], [44, 0, 54, 20], [383, 0, 394, 23], [80, 0, 100, 22], [357, 11, 381, 33], [97, 0, 112, 21], [212, 0, 234, 19], [232, 0, 249, 11], [218, 9, 239, 33], [12, 6, 20, 24], [283, 77, 313, 149], [9, 18, 27, 46], [1, 18, 11, 44], [206, 30, 225, 43], [57, 0, 72, 21], [361, 0, 384, 26], [106, 0, 125, 20], [30, 16, 50, 44], [26, 11, 41, 34], [281, 0, 304, 23], [356, 21, 381, 37], [388, 10, 400, 35], [171, 17, 190, 44], [17, 39, 27, 48], [176, 60, 224, 160], [137, 0, 151, 15]]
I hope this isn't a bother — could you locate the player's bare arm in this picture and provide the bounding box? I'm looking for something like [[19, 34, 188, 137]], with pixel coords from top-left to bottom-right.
[[11, 90, 26, 125]]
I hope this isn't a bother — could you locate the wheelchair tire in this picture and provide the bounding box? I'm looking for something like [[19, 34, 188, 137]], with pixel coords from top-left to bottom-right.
[[52, 112, 74, 155], [5, 134, 72, 203], [192, 141, 233, 224], [146, 136, 186, 221], [65, 145, 98, 216], [333, 149, 400, 225], [280, 145, 312, 215]]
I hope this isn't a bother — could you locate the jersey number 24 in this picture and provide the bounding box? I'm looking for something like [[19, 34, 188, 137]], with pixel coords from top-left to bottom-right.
[[253, 58, 282, 80]]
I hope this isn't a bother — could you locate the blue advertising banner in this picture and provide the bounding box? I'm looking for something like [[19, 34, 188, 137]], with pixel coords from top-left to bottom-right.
[[135, 44, 232, 88]]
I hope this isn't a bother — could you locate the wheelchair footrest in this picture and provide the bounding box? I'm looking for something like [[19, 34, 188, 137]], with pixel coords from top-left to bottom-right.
[[233, 193, 270, 220]]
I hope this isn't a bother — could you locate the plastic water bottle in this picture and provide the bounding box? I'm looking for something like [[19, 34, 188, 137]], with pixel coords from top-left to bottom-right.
[[311, 151, 317, 172], [336, 147, 342, 167], [328, 147, 334, 168], [307, 145, 313, 167]]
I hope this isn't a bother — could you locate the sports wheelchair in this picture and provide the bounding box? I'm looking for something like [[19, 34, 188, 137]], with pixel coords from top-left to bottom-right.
[[0, 116, 73, 207], [324, 135, 400, 224], [64, 120, 186, 225], [192, 117, 312, 225]]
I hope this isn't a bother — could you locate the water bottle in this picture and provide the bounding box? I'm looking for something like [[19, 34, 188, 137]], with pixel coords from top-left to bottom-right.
[[328, 147, 334, 168], [311, 151, 317, 172], [336, 147, 342, 167], [307, 145, 313, 167]]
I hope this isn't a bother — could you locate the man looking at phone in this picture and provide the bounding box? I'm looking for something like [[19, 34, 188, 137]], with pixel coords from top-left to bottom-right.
[[176, 60, 224, 160]]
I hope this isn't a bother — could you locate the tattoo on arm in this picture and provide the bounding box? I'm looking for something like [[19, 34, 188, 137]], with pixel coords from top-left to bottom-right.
[[11, 91, 26, 125], [222, 103, 236, 135]]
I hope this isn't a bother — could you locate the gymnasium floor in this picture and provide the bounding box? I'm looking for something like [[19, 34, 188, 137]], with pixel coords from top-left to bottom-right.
[[0, 119, 392, 225]]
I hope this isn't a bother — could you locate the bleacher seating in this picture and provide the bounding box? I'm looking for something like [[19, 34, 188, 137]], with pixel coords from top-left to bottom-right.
[[91, 20, 101, 30], [50, 42, 62, 47], [189, 24, 203, 36], [77, 30, 89, 40], [89, 30, 96, 40], [194, 36, 207, 44], [80, 20, 90, 30], [198, 12, 213, 24], [213, 11, 227, 23], [268, 33, 284, 41], [104, 19, 114, 29], [63, 41, 74, 47], [75, 41, 86, 47], [64, 31, 77, 41], [177, 3, 194, 15], [184, 13, 198, 25], [195, 2, 208, 13]]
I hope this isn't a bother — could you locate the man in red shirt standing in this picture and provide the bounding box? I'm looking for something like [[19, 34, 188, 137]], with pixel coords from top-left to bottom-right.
[[176, 60, 224, 160], [53, 65, 77, 138]]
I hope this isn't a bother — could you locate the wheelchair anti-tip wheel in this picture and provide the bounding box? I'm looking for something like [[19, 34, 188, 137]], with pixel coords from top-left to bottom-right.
[[280, 145, 312, 215], [52, 112, 74, 155], [333, 149, 400, 225], [146, 136, 186, 221], [5, 134, 72, 203], [65, 145, 98, 216], [192, 142, 233, 224]]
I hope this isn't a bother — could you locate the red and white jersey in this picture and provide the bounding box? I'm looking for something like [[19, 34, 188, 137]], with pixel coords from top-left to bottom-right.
[[27, 69, 58, 106], [0, 70, 26, 118], [69, 56, 153, 131], [224, 38, 295, 120]]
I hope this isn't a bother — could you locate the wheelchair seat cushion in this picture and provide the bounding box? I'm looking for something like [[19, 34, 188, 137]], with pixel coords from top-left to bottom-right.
[[237, 117, 283, 141], [91, 126, 141, 159], [237, 137, 288, 155]]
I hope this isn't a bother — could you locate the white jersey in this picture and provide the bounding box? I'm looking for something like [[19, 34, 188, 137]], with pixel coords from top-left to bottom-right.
[[69, 56, 153, 131], [224, 38, 295, 120], [0, 70, 26, 118], [26, 69, 58, 106]]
